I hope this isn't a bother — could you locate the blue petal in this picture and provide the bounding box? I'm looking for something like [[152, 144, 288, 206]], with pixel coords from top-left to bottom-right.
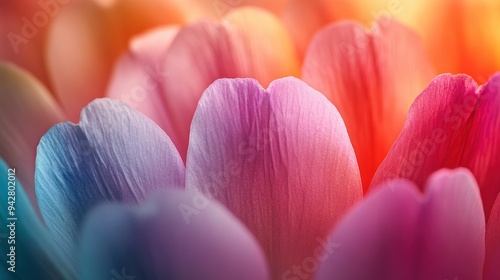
[[0, 159, 75, 279], [35, 99, 185, 268], [79, 189, 270, 280]]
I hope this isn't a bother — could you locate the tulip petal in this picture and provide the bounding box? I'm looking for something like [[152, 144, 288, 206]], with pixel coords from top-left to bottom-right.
[[302, 19, 435, 191], [46, 0, 185, 121], [0, 0, 58, 89], [107, 26, 180, 146], [186, 77, 362, 278], [80, 189, 270, 280], [372, 73, 500, 218], [0, 62, 65, 206], [124, 7, 299, 160], [485, 194, 500, 280], [35, 98, 185, 267], [316, 168, 484, 280], [0, 159, 76, 280]]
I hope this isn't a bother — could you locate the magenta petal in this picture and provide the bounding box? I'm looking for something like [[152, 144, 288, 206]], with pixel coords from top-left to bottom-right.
[[317, 168, 485, 280], [80, 189, 270, 280], [186, 77, 361, 278], [485, 194, 500, 280], [372, 73, 500, 219]]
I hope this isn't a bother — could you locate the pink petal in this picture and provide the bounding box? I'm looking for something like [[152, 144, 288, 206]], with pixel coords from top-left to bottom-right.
[[302, 19, 435, 191], [186, 77, 362, 279], [317, 168, 485, 280], [147, 8, 299, 160], [372, 73, 500, 219], [106, 26, 180, 147], [485, 194, 500, 280], [0, 62, 65, 206]]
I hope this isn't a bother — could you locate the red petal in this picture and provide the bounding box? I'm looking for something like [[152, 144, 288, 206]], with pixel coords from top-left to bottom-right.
[[303, 19, 435, 191]]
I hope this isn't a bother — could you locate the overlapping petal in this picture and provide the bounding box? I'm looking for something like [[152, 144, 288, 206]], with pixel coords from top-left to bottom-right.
[[46, 0, 186, 121], [35, 99, 184, 266], [79, 189, 270, 280], [0, 0, 62, 89], [372, 73, 500, 219], [302, 19, 435, 190], [0, 62, 65, 206], [316, 168, 485, 280], [107, 7, 300, 160], [186, 77, 362, 278], [106, 26, 180, 146]]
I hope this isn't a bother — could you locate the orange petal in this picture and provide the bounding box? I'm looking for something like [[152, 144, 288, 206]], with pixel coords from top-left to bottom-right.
[[0, 62, 65, 206], [178, 0, 287, 20], [46, 0, 186, 121], [0, 0, 66, 90], [302, 19, 435, 191]]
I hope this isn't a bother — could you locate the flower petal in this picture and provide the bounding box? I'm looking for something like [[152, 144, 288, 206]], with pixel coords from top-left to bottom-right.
[[119, 7, 299, 160], [79, 189, 270, 280], [302, 19, 435, 191], [46, 0, 186, 121], [106, 26, 179, 147], [372, 73, 500, 219], [0, 62, 65, 206], [0, 159, 76, 280], [0, 0, 58, 89], [35, 98, 184, 267], [186, 77, 362, 278], [485, 194, 500, 280], [106, 26, 180, 147], [316, 168, 484, 280]]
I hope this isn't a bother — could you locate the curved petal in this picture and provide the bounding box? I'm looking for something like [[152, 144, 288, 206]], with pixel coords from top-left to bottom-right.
[[80, 189, 270, 280], [46, 0, 186, 121], [106, 26, 180, 146], [0, 62, 65, 206], [186, 77, 362, 279], [302, 19, 435, 191], [35, 98, 185, 267], [140, 7, 299, 160], [316, 168, 484, 280], [0, 0, 60, 89], [372, 73, 500, 219], [485, 194, 500, 280], [0, 159, 76, 280]]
